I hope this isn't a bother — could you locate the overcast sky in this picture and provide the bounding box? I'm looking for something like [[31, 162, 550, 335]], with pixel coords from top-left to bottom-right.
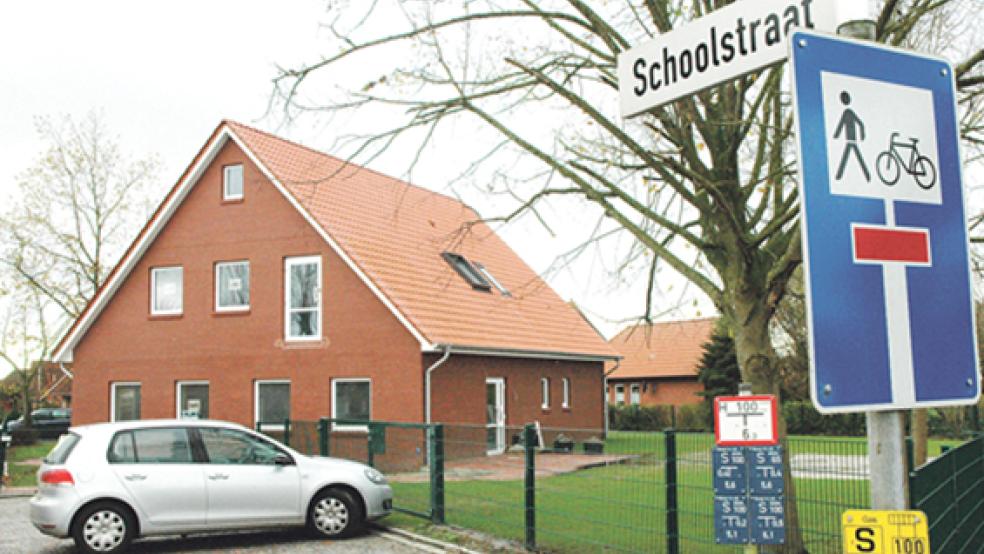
[[0, 1, 714, 378]]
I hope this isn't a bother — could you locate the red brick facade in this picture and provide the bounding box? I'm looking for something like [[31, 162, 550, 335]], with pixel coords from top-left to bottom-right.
[[68, 132, 607, 434], [606, 377, 703, 407]]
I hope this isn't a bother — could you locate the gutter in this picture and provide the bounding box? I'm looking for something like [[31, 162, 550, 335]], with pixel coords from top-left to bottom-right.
[[424, 345, 452, 424], [424, 343, 619, 363], [603, 360, 621, 438]]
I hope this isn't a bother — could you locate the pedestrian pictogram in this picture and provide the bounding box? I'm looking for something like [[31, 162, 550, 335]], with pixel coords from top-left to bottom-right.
[[790, 30, 979, 413], [834, 91, 870, 182]]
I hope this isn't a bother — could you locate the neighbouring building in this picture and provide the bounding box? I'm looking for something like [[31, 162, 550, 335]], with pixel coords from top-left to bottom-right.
[[606, 318, 715, 407], [50, 120, 618, 459]]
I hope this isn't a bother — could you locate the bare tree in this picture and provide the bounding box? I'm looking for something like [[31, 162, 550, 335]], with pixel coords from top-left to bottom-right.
[[272, 1, 983, 548], [0, 111, 161, 421]]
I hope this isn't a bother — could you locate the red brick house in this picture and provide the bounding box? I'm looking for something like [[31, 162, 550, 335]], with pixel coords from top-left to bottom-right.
[[50, 121, 617, 454], [606, 318, 715, 407]]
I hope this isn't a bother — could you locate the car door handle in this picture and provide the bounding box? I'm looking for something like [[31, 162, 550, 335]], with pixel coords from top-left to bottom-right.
[[124, 474, 147, 481], [208, 473, 229, 480]]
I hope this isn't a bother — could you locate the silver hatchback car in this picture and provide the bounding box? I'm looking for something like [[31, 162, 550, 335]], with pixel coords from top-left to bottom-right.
[[30, 419, 393, 553]]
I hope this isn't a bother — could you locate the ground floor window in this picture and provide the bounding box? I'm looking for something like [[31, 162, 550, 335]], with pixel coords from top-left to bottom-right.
[[541, 377, 550, 409], [176, 381, 209, 419], [630, 384, 641, 405], [111, 382, 141, 422], [614, 384, 625, 405], [255, 380, 290, 428], [332, 379, 371, 430], [562, 377, 571, 409]]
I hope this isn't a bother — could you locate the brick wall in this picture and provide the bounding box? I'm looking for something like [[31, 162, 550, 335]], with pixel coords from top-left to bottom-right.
[[607, 377, 703, 407]]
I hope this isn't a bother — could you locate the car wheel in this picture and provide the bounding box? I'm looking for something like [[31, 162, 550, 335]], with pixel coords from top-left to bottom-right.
[[72, 501, 135, 553], [307, 488, 364, 538]]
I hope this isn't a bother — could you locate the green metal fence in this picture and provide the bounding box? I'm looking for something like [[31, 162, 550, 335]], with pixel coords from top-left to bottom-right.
[[909, 434, 984, 553], [257, 420, 876, 552]]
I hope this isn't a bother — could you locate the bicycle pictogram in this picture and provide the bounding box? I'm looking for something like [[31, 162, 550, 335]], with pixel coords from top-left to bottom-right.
[[876, 132, 937, 190]]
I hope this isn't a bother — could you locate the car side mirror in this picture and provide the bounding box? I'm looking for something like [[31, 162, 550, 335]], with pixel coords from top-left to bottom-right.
[[274, 453, 294, 466]]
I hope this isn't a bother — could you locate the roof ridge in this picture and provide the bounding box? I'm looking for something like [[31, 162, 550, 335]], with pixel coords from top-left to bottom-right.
[[223, 119, 477, 213]]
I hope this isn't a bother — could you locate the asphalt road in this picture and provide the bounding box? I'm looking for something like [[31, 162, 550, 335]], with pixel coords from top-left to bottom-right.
[[0, 496, 427, 553]]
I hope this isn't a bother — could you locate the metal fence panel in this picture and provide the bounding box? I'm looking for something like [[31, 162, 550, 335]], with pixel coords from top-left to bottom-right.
[[910, 435, 984, 554]]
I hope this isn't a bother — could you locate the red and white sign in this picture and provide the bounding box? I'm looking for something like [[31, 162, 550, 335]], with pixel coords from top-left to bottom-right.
[[714, 395, 779, 446]]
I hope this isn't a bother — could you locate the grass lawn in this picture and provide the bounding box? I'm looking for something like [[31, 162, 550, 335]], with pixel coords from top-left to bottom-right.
[[386, 431, 967, 553], [4, 440, 55, 488]]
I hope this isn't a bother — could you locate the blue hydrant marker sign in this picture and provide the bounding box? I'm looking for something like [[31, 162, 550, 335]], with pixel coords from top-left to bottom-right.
[[790, 30, 980, 413], [714, 445, 785, 545]]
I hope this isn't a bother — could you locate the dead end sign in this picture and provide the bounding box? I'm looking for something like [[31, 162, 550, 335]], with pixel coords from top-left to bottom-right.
[[714, 395, 779, 446], [790, 30, 980, 413]]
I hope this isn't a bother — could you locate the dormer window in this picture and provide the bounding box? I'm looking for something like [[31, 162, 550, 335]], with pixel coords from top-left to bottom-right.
[[474, 262, 510, 297], [223, 164, 244, 201], [441, 252, 491, 291]]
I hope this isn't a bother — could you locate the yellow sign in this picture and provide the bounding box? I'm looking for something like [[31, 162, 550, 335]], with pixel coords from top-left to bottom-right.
[[843, 510, 930, 554]]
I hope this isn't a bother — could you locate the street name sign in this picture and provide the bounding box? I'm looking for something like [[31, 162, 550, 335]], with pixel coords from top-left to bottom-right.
[[714, 395, 778, 446], [618, 0, 841, 117], [790, 30, 980, 413], [842, 510, 930, 554]]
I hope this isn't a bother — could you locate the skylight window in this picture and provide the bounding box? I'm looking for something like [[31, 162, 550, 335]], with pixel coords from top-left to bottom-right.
[[441, 252, 491, 291], [474, 262, 510, 297]]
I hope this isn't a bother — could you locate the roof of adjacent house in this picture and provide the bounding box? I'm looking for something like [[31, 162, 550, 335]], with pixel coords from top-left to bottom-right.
[[52, 120, 617, 362], [607, 317, 717, 379]]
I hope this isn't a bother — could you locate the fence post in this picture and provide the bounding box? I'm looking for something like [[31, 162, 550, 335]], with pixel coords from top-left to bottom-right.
[[283, 418, 291, 447], [429, 424, 446, 524], [665, 429, 679, 554], [367, 422, 376, 468], [524, 423, 536, 551], [318, 418, 329, 457], [0, 433, 9, 493]]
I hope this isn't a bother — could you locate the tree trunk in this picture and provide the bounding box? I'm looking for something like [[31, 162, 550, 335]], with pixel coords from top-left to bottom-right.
[[731, 297, 807, 553], [912, 409, 928, 467]]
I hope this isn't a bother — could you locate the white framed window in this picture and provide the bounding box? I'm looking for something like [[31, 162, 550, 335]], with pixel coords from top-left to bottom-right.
[[541, 377, 550, 409], [614, 384, 625, 405], [562, 377, 571, 409], [630, 384, 641, 405], [151, 266, 183, 315], [332, 378, 371, 431], [223, 164, 244, 200], [176, 381, 209, 419], [215, 261, 250, 311], [111, 382, 141, 422], [255, 380, 290, 429], [285, 255, 322, 341]]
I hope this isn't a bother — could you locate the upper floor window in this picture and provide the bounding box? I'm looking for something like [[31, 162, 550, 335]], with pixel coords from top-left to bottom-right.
[[151, 266, 183, 315], [216, 261, 250, 311], [441, 252, 491, 291], [541, 377, 550, 409], [224, 164, 244, 201], [285, 256, 321, 341]]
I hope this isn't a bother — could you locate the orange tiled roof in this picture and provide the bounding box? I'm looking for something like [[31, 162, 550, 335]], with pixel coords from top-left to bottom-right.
[[226, 121, 616, 359], [607, 318, 717, 379]]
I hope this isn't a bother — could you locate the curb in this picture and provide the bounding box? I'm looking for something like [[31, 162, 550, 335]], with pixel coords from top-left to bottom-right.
[[0, 487, 36, 499], [373, 524, 484, 554]]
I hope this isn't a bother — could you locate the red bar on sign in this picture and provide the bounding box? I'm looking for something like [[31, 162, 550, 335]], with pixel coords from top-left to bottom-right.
[[853, 225, 930, 264]]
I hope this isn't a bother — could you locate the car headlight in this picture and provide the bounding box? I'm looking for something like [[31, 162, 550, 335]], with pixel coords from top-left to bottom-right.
[[364, 467, 387, 485]]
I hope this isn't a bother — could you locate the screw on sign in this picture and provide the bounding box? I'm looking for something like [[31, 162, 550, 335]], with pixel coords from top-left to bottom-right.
[[842, 510, 930, 554]]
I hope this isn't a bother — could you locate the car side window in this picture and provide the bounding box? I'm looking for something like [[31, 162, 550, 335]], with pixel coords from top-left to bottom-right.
[[107, 428, 193, 464], [199, 427, 287, 465]]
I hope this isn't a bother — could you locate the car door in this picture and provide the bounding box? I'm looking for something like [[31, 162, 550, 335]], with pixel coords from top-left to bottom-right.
[[197, 426, 301, 527], [107, 427, 207, 529]]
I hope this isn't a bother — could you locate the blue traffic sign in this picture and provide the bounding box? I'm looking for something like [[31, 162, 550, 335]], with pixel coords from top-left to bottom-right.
[[749, 497, 786, 545], [714, 496, 749, 545], [748, 446, 784, 496], [790, 30, 980, 413], [713, 447, 747, 495]]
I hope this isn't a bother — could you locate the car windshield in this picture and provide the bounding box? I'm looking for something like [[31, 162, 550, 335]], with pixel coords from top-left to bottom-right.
[[44, 432, 81, 464]]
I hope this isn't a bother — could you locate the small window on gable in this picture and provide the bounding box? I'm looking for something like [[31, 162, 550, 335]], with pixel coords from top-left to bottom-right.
[[441, 252, 491, 291], [474, 262, 510, 296], [224, 164, 244, 201]]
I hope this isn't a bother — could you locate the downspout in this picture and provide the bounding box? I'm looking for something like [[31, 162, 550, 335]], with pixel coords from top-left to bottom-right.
[[603, 360, 621, 438], [425, 345, 452, 424]]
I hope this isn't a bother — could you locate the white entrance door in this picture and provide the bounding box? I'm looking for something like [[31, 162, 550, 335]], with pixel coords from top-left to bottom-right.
[[485, 378, 506, 455]]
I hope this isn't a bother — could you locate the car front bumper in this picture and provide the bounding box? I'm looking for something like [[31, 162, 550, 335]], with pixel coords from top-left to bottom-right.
[[363, 484, 394, 519]]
